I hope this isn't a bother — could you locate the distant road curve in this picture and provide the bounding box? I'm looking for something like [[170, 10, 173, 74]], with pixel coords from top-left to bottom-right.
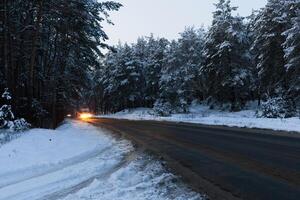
[[88, 118, 300, 200]]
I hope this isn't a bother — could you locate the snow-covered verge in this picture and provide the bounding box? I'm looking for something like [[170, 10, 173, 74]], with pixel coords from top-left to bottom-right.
[[98, 103, 300, 133], [0, 120, 203, 200], [0, 88, 30, 133], [0, 130, 22, 147]]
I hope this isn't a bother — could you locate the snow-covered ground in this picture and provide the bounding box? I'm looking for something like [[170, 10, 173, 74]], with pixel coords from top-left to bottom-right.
[[98, 103, 300, 133], [0, 120, 202, 200]]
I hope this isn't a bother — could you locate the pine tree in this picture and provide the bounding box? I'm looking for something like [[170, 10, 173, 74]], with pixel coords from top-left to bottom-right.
[[101, 43, 145, 111], [93, 0, 298, 117], [177, 27, 205, 104], [157, 27, 205, 113], [252, 0, 289, 99], [0, 0, 122, 127], [0, 88, 14, 129], [143, 36, 169, 107], [282, 0, 300, 113], [202, 0, 252, 110], [246, 10, 262, 103], [158, 40, 182, 112], [0, 88, 29, 130], [99, 36, 169, 113]]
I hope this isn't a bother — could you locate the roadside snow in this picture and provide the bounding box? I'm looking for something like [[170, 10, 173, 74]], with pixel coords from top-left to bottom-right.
[[0, 120, 202, 200], [62, 155, 201, 200], [98, 104, 300, 133], [0, 122, 111, 175]]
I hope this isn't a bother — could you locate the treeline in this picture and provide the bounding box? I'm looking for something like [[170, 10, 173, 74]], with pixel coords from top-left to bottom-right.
[[94, 0, 300, 117], [0, 0, 121, 127]]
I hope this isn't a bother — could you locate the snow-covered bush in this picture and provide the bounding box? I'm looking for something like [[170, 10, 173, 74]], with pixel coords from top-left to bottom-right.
[[177, 98, 189, 113], [0, 105, 15, 128], [13, 118, 31, 131], [2, 88, 12, 100], [258, 97, 296, 118], [0, 88, 30, 131], [153, 100, 173, 117]]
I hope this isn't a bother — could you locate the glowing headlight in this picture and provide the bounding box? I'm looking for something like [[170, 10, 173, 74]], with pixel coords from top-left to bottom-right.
[[79, 113, 93, 119]]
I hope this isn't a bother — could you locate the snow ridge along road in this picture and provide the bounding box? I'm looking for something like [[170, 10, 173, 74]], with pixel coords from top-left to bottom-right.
[[0, 120, 203, 200], [97, 105, 300, 133]]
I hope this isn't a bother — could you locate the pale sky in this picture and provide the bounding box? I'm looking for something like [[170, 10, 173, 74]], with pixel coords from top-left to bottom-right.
[[104, 0, 267, 45]]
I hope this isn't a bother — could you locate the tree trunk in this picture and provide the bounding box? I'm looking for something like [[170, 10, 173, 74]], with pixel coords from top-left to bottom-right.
[[3, 0, 9, 87], [29, 0, 43, 104]]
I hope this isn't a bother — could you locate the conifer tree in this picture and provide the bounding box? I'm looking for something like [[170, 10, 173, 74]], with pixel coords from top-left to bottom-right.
[[0, 0, 122, 127], [143, 36, 169, 106], [283, 0, 300, 112], [252, 0, 288, 98], [202, 0, 252, 110], [0, 88, 29, 130]]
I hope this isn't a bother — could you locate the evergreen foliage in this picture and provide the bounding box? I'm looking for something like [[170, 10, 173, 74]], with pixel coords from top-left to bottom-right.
[[259, 96, 296, 118], [0, 0, 122, 127], [283, 0, 300, 113], [0, 88, 30, 131], [1, 0, 299, 122], [202, 0, 253, 111], [95, 0, 299, 118]]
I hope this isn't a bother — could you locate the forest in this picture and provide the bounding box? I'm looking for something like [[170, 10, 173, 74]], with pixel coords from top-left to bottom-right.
[[1, 0, 300, 128], [0, 0, 122, 128], [94, 0, 300, 117]]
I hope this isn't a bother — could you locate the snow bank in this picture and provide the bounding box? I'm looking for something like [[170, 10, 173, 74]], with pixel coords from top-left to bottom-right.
[[98, 104, 300, 133], [0, 120, 203, 200], [0, 121, 111, 175], [62, 155, 201, 200]]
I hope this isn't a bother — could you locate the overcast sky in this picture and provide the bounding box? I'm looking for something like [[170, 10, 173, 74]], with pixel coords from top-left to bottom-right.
[[103, 0, 267, 45]]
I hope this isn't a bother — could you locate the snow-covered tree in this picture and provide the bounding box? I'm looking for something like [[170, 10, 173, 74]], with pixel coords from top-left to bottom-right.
[[2, 88, 12, 101], [177, 27, 206, 103], [246, 10, 262, 102], [202, 0, 252, 110], [258, 96, 296, 118], [157, 27, 206, 113], [98, 36, 169, 113], [0, 88, 29, 131], [252, 0, 289, 98], [0, 88, 14, 129], [251, 0, 299, 117], [93, 0, 299, 117], [158, 40, 182, 113], [101, 43, 146, 111], [143, 36, 169, 106], [1, 0, 122, 127], [283, 1, 300, 112]]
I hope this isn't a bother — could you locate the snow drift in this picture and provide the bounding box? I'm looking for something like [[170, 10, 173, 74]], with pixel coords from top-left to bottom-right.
[[0, 120, 202, 200], [98, 103, 300, 133]]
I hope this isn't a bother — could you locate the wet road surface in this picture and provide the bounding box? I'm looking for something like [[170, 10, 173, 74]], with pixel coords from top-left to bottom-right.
[[88, 118, 300, 200]]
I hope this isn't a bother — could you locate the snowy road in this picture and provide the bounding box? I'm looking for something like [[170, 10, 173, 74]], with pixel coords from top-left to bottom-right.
[[88, 118, 300, 200], [0, 121, 202, 200]]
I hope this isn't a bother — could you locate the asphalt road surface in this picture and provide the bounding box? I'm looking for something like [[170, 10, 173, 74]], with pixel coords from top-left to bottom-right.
[[87, 118, 300, 200]]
